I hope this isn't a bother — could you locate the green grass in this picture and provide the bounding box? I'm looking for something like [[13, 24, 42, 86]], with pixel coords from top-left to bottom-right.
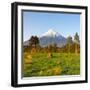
[[23, 52, 80, 77]]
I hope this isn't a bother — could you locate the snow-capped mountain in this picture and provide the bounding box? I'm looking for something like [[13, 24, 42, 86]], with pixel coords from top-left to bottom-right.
[[39, 29, 67, 47], [41, 29, 60, 37], [23, 29, 67, 47]]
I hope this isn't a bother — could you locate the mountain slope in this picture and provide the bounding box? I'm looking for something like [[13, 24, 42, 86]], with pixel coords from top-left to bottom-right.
[[39, 29, 67, 47]]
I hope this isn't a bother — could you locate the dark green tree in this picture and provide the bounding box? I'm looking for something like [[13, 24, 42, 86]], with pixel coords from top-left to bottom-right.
[[29, 36, 39, 48], [29, 36, 34, 46], [74, 32, 79, 44], [74, 32, 80, 54], [34, 36, 39, 47]]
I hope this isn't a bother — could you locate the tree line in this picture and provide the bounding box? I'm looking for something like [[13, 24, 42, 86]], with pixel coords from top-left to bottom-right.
[[24, 32, 80, 54]]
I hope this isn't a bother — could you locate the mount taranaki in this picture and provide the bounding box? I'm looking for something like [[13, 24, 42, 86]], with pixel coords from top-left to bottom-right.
[[23, 29, 67, 47]]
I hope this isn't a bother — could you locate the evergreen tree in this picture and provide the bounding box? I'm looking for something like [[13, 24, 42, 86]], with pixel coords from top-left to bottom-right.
[[29, 36, 39, 48], [74, 32, 80, 54]]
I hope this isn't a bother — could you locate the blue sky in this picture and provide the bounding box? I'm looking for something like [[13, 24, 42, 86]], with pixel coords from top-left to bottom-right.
[[23, 11, 80, 41]]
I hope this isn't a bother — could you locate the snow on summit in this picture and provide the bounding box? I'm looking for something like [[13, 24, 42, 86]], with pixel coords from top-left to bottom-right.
[[41, 29, 60, 37]]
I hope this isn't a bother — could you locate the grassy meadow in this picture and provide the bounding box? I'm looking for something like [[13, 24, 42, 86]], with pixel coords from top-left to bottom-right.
[[23, 51, 80, 77]]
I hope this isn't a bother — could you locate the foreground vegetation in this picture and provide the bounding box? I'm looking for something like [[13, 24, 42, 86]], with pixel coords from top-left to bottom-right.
[[22, 32, 80, 77], [23, 52, 80, 77]]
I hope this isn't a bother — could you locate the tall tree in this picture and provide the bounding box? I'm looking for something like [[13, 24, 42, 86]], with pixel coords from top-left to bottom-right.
[[29, 36, 34, 46], [74, 32, 80, 54], [67, 36, 73, 53], [29, 36, 39, 48], [34, 36, 39, 47]]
